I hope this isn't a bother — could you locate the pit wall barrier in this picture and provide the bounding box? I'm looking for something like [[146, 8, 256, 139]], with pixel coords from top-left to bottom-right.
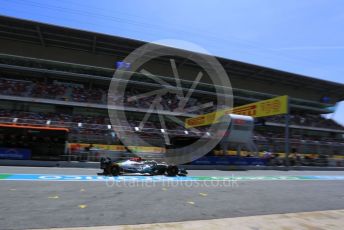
[[66, 143, 165, 162], [68, 143, 165, 153], [67, 143, 343, 167], [0, 143, 342, 167], [189, 156, 267, 166], [70, 143, 343, 159]]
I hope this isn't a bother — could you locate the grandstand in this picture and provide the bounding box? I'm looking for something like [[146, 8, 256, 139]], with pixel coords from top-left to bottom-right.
[[0, 15, 343, 162]]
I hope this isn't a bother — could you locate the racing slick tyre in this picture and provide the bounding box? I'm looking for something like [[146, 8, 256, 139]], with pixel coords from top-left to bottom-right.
[[110, 164, 120, 176], [166, 165, 179, 177], [153, 167, 166, 175]]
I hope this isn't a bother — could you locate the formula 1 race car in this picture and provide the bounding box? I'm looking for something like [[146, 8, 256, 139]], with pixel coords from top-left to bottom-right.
[[99, 157, 187, 177]]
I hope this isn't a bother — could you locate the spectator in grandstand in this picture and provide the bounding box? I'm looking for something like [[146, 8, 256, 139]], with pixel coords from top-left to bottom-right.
[[31, 81, 67, 100], [0, 78, 32, 97], [1, 77, 214, 114], [266, 113, 343, 130]]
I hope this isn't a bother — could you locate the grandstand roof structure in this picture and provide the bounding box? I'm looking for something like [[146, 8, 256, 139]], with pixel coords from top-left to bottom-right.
[[0, 15, 343, 102]]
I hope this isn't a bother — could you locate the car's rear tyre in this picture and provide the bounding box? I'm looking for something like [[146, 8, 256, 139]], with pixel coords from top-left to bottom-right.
[[166, 165, 178, 177], [111, 164, 120, 176]]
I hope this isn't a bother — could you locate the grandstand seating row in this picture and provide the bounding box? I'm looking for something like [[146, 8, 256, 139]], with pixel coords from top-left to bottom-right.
[[0, 109, 342, 143], [265, 114, 342, 130], [0, 77, 214, 114], [1, 78, 343, 130]]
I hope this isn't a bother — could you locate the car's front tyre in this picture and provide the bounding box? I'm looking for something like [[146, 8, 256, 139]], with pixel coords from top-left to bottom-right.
[[166, 165, 178, 177]]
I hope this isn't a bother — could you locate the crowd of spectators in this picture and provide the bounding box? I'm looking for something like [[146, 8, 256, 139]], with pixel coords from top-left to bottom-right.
[[0, 78, 32, 97], [0, 109, 187, 134], [31, 82, 67, 100], [0, 110, 109, 126], [1, 78, 343, 133], [265, 113, 344, 130], [71, 86, 106, 103], [1, 109, 342, 142], [254, 129, 343, 144], [1, 78, 212, 113], [113, 88, 214, 114]]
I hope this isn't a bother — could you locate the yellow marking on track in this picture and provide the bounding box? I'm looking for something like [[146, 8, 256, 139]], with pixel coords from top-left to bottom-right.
[[78, 204, 87, 209], [48, 196, 59, 199], [187, 201, 195, 205], [199, 193, 208, 197]]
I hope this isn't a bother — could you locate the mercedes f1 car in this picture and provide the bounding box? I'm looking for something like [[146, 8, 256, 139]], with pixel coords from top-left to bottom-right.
[[99, 157, 187, 177]]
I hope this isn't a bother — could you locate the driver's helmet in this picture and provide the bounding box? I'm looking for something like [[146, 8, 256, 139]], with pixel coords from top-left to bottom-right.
[[130, 157, 143, 162]]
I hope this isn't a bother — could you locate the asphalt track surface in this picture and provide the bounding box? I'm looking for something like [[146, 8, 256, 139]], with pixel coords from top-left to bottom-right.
[[0, 166, 344, 230]]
